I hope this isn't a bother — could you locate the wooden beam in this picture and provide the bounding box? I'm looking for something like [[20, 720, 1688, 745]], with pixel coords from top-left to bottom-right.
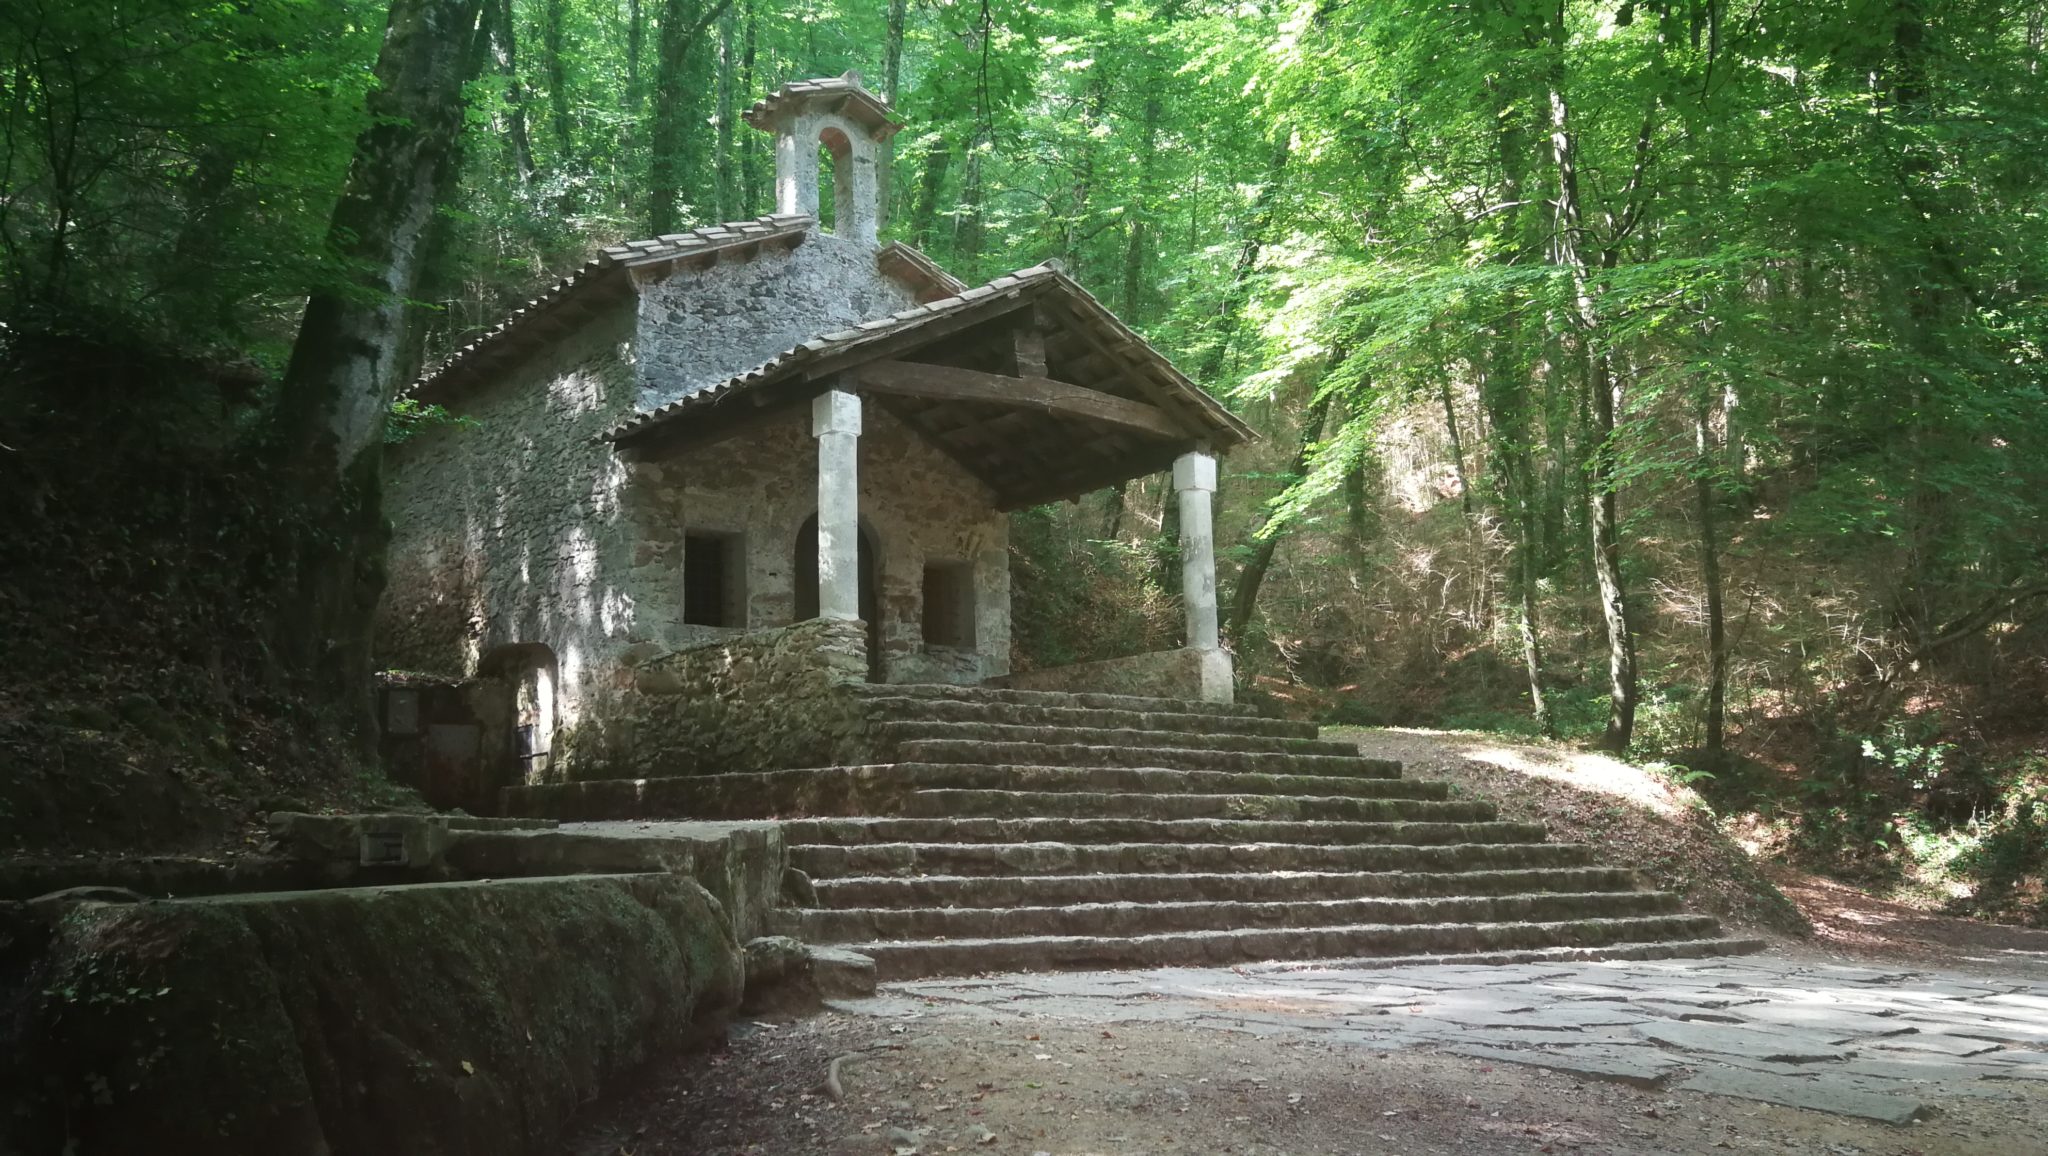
[[854, 359, 1184, 441], [994, 440, 1195, 511]]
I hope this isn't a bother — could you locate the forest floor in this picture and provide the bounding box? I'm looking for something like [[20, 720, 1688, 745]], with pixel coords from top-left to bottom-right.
[[567, 729, 2048, 1156]]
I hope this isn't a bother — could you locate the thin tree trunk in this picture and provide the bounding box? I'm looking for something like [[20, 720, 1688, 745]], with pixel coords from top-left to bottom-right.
[[1439, 379, 1473, 518], [911, 143, 951, 248], [879, 0, 907, 230], [1063, 2, 1117, 264], [1226, 394, 1331, 642], [543, 0, 573, 163], [1196, 134, 1290, 384], [276, 0, 484, 718], [1343, 457, 1372, 579], [1544, 17, 1639, 751], [1100, 482, 1128, 540], [494, 0, 536, 185], [956, 148, 986, 263], [737, 0, 758, 215], [1121, 85, 1161, 319], [715, 1, 736, 219], [1695, 394, 1727, 762]]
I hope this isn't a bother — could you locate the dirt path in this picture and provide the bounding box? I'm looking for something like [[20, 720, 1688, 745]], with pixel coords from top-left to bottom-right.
[[1770, 868, 2048, 978]]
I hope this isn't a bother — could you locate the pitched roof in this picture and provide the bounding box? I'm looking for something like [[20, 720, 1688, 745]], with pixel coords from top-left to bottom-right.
[[743, 72, 902, 140], [606, 262, 1255, 455], [411, 213, 813, 400]]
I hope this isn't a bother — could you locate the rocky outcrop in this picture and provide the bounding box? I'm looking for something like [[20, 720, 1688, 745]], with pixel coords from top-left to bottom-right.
[[1, 873, 741, 1155]]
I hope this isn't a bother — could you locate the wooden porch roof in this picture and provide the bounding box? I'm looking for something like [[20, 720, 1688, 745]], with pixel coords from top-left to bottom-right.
[[608, 263, 1256, 510]]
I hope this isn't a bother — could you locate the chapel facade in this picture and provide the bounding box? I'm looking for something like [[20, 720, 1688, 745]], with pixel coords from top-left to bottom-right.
[[373, 74, 1251, 803]]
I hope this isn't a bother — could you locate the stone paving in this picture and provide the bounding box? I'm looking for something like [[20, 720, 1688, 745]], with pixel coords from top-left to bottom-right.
[[831, 954, 2048, 1125]]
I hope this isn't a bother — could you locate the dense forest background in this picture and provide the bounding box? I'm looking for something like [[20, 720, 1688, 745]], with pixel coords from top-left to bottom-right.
[[2, 0, 2044, 920]]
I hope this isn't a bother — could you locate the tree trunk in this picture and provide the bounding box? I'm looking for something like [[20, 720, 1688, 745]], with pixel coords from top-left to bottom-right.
[[1343, 456, 1372, 580], [276, 0, 484, 721], [1695, 394, 1727, 762], [543, 0, 573, 163], [647, 0, 731, 234], [956, 148, 986, 263], [1544, 17, 1639, 751], [1196, 134, 1290, 384], [494, 0, 536, 185], [1121, 85, 1162, 319], [715, 1, 737, 219], [911, 144, 951, 249], [1226, 394, 1331, 642], [879, 0, 907, 229], [737, 0, 758, 215]]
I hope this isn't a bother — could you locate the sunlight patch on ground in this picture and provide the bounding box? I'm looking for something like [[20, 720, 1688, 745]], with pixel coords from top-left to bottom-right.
[[1376, 727, 1688, 818]]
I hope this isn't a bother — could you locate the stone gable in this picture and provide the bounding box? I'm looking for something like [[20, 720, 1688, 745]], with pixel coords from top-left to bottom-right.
[[634, 232, 918, 412]]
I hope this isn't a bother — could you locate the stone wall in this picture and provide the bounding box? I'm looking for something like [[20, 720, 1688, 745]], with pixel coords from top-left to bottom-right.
[[634, 231, 916, 410], [376, 231, 1012, 784], [1, 874, 742, 1155], [627, 402, 1012, 685], [376, 305, 646, 779], [991, 646, 1236, 704], [582, 617, 875, 779]]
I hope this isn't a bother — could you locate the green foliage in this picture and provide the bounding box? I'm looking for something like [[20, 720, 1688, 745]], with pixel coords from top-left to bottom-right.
[[385, 398, 479, 444]]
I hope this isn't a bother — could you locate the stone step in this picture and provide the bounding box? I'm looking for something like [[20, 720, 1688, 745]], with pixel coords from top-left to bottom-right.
[[846, 914, 1730, 979], [896, 739, 1400, 777], [848, 682, 1274, 719], [1239, 936, 1770, 974], [875, 720, 1353, 756], [855, 696, 1320, 739], [780, 816, 1547, 848], [896, 789, 1495, 824], [808, 867, 1648, 908], [776, 890, 1686, 942], [789, 839, 1592, 879], [501, 763, 1457, 822]]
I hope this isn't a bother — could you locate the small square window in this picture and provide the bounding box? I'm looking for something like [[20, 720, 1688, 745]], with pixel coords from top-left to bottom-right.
[[922, 561, 976, 649], [684, 532, 747, 627], [384, 689, 419, 736]]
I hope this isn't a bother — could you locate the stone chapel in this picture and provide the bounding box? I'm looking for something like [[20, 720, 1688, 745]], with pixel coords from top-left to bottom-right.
[[367, 76, 1749, 978], [375, 73, 1253, 793]]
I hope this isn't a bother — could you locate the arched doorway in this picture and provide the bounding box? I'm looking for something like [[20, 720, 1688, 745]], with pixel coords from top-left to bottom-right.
[[794, 513, 881, 681]]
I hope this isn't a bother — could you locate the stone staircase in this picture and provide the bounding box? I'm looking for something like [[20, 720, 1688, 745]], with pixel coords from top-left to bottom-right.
[[504, 684, 1763, 980]]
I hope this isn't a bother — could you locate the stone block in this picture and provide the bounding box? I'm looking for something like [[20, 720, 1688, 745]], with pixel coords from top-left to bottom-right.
[[1676, 1064, 1927, 1125], [2, 874, 742, 1155], [1447, 1043, 1680, 1089]]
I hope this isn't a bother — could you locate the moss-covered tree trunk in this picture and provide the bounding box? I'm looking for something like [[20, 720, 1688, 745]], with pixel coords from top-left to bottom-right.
[[275, 0, 484, 732]]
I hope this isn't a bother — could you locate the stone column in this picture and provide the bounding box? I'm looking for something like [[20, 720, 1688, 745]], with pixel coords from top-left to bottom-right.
[[1173, 451, 1220, 649], [812, 389, 863, 621], [1173, 450, 1233, 702], [775, 118, 821, 218]]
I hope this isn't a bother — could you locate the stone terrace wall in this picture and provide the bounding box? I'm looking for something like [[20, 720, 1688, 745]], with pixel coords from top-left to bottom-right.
[[582, 617, 876, 779], [991, 646, 1235, 704]]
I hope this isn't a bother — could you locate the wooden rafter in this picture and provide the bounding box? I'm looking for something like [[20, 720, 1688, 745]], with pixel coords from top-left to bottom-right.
[[854, 359, 1184, 441]]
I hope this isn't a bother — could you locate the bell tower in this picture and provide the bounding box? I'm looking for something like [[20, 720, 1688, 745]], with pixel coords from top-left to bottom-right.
[[743, 71, 903, 247]]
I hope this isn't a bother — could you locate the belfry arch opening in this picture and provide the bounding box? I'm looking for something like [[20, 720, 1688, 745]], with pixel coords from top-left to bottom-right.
[[818, 125, 855, 236]]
